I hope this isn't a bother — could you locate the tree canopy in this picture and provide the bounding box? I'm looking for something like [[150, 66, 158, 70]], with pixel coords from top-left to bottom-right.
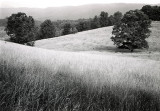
[[141, 5, 160, 21], [62, 23, 72, 35], [39, 19, 55, 39], [5, 12, 36, 44], [111, 10, 151, 52], [91, 16, 100, 29], [99, 11, 109, 27], [113, 11, 123, 25]]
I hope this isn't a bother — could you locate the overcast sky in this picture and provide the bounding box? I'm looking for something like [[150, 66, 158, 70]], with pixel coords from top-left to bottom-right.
[[1, 0, 160, 8]]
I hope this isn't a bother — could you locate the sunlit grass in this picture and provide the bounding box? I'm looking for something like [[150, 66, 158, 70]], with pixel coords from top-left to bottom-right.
[[0, 41, 160, 110], [35, 21, 160, 61]]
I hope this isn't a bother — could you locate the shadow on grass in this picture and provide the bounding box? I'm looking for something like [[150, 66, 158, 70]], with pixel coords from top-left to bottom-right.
[[94, 46, 144, 53]]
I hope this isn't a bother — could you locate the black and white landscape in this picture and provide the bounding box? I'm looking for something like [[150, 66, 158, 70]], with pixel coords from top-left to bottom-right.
[[0, 1, 160, 111]]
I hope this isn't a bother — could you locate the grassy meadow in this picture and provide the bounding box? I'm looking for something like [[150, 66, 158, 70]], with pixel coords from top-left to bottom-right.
[[1, 40, 160, 110], [35, 21, 160, 61]]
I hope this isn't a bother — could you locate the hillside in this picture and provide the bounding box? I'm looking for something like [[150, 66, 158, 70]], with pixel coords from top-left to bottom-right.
[[1, 39, 160, 110], [36, 26, 113, 51], [0, 3, 147, 21], [35, 21, 160, 61]]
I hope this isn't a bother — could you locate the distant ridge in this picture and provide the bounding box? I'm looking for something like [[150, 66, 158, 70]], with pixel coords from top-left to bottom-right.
[[0, 3, 158, 21]]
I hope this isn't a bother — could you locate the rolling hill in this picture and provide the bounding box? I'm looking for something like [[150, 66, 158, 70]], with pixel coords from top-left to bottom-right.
[[1, 34, 160, 110], [1, 3, 160, 110], [1, 20, 160, 111], [35, 21, 160, 61]]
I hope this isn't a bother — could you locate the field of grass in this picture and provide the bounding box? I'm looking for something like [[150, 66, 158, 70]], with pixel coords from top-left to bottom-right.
[[1, 40, 160, 110], [35, 21, 160, 61]]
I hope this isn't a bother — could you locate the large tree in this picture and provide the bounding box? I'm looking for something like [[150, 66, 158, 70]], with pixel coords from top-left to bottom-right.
[[39, 19, 55, 39], [111, 10, 151, 52], [5, 12, 36, 44]]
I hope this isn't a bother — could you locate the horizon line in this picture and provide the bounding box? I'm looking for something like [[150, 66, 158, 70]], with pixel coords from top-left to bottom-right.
[[1, 2, 160, 9]]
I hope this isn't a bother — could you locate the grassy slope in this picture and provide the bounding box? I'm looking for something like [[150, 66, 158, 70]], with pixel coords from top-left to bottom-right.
[[1, 21, 160, 110], [35, 21, 160, 61], [35, 26, 113, 51], [1, 40, 160, 110]]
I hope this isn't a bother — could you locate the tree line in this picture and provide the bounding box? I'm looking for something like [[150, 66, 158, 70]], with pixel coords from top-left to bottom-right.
[[4, 4, 156, 51], [141, 5, 160, 21], [4, 11, 123, 45]]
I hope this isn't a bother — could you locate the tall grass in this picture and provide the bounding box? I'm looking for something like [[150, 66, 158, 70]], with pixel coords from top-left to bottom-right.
[[0, 41, 160, 111]]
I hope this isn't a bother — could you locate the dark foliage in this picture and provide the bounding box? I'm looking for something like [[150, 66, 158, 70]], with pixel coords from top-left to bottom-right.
[[62, 23, 72, 35], [2, 10, 125, 42], [5, 12, 36, 44], [108, 15, 115, 26], [99, 11, 109, 27], [141, 5, 160, 21], [24, 41, 35, 46], [111, 10, 151, 52], [91, 16, 100, 29], [76, 21, 91, 32], [38, 19, 55, 39], [113, 11, 123, 25]]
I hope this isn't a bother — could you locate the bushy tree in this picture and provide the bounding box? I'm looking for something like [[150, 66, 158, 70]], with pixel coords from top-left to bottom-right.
[[108, 15, 115, 26], [39, 19, 55, 39], [76, 21, 91, 32], [5, 12, 36, 44], [113, 11, 123, 25], [141, 5, 160, 21], [141, 5, 153, 19], [62, 23, 71, 35], [111, 10, 151, 52], [99, 11, 109, 27], [91, 16, 100, 29]]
